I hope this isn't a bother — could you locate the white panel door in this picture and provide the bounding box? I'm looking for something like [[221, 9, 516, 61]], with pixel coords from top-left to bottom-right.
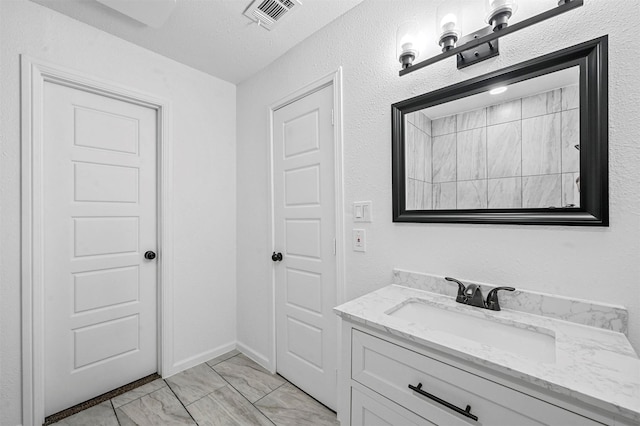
[[273, 85, 337, 410], [43, 81, 158, 415]]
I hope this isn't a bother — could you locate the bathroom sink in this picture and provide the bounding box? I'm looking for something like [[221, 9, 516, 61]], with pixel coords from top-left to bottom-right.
[[386, 299, 556, 363]]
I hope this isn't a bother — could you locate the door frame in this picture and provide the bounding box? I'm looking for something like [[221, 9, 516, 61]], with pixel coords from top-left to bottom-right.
[[267, 68, 346, 375], [20, 55, 175, 425]]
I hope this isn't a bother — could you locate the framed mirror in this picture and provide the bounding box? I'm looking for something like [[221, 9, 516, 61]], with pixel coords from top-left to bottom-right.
[[392, 36, 608, 226]]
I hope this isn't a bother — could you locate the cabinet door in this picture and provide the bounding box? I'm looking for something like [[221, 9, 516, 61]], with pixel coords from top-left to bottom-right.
[[352, 385, 434, 426], [352, 329, 605, 426]]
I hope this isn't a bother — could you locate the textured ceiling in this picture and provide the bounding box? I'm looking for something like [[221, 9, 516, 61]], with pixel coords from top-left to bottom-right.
[[28, 0, 365, 84]]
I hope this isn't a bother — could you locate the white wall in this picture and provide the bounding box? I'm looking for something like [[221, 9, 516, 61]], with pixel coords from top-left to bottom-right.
[[236, 0, 640, 368], [0, 1, 236, 424]]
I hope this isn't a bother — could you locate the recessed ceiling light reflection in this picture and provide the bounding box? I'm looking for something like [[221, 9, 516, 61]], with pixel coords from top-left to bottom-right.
[[489, 86, 508, 95]]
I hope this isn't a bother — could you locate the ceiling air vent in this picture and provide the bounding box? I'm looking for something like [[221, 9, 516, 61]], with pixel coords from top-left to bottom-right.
[[243, 0, 302, 31]]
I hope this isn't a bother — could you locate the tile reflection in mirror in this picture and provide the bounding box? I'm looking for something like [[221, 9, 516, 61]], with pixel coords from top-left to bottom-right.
[[487, 121, 521, 178], [522, 88, 561, 119], [432, 115, 456, 137], [405, 110, 433, 210], [561, 109, 580, 173], [421, 182, 433, 210], [523, 174, 562, 208], [432, 133, 456, 183], [407, 109, 432, 133], [488, 177, 522, 208], [562, 85, 579, 110], [406, 178, 433, 210], [457, 128, 487, 181], [457, 180, 487, 209], [405, 123, 416, 179], [433, 182, 456, 210], [522, 112, 561, 176], [404, 66, 580, 211], [487, 99, 521, 126], [456, 108, 486, 132], [406, 178, 416, 210]]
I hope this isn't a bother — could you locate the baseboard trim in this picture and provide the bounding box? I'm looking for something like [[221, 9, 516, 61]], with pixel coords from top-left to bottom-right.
[[169, 341, 236, 377], [236, 341, 273, 373]]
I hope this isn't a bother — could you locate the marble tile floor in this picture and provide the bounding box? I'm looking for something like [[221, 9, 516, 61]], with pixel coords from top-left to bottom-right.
[[51, 350, 338, 426]]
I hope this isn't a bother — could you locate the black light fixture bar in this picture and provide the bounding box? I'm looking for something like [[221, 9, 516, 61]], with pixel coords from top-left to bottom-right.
[[399, 0, 583, 76]]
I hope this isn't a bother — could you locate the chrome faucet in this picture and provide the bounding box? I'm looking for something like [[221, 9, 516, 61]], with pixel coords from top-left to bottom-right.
[[445, 277, 515, 311]]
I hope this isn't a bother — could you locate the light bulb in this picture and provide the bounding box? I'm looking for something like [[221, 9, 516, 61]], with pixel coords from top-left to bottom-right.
[[489, 86, 508, 95], [489, 0, 510, 8], [440, 13, 458, 33], [401, 42, 414, 53], [399, 33, 415, 52], [396, 21, 422, 69], [399, 33, 418, 58], [436, 1, 462, 52]]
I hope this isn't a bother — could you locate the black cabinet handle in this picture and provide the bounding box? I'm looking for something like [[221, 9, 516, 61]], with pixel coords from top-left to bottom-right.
[[271, 252, 283, 262], [408, 383, 478, 422]]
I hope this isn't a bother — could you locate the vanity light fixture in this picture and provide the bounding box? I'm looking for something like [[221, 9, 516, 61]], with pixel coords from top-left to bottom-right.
[[489, 86, 508, 95], [398, 0, 582, 76]]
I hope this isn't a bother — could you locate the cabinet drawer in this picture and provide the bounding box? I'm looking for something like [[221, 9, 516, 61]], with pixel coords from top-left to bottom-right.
[[352, 329, 603, 426], [352, 383, 434, 426]]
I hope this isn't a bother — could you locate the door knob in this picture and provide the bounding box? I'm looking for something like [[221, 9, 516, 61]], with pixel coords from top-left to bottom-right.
[[272, 252, 283, 262], [144, 251, 157, 260]]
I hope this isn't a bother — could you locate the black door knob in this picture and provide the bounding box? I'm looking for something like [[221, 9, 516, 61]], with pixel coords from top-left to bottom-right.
[[271, 252, 283, 262], [144, 251, 157, 260]]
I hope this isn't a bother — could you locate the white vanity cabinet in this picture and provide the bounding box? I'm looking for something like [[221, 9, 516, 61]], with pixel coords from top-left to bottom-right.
[[340, 324, 618, 426], [351, 384, 435, 426]]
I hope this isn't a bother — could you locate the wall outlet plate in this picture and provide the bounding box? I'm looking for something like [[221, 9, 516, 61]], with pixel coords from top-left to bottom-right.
[[352, 229, 366, 252]]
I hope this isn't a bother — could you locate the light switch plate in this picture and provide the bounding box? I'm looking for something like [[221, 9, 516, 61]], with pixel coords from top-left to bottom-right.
[[353, 201, 373, 223], [353, 229, 366, 252]]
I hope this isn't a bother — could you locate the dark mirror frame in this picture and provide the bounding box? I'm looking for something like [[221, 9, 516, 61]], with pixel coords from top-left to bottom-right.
[[392, 36, 608, 226]]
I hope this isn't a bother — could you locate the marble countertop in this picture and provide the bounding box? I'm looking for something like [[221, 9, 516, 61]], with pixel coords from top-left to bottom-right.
[[334, 285, 640, 423]]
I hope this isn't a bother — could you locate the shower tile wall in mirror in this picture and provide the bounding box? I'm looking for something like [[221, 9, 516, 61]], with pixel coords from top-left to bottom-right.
[[405, 66, 580, 211]]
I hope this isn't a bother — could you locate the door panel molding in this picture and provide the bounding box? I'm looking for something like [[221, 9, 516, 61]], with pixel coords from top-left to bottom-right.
[[267, 68, 345, 391], [20, 55, 174, 425]]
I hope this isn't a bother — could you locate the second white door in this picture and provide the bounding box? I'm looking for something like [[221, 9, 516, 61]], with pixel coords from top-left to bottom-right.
[[43, 81, 158, 415], [273, 84, 337, 410]]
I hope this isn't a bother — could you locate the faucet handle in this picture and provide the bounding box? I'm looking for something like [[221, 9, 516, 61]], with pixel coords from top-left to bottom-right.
[[485, 287, 515, 311], [445, 277, 467, 303]]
